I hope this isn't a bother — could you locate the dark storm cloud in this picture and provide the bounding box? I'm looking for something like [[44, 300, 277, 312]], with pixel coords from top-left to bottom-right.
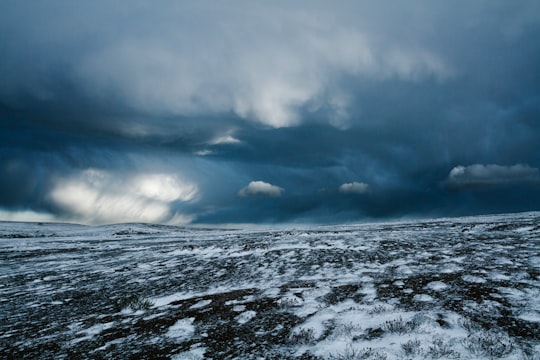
[[444, 164, 540, 188], [1, 1, 540, 224]]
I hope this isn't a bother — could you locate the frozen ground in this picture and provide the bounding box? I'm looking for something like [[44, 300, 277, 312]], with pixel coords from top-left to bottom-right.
[[1, 212, 539, 359]]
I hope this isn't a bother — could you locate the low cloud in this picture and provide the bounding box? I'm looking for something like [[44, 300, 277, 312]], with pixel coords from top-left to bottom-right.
[[238, 181, 284, 197], [0, 209, 56, 223], [444, 164, 540, 188], [339, 182, 370, 194], [49, 169, 197, 225]]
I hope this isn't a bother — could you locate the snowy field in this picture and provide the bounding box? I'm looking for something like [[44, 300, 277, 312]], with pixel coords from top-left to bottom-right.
[[1, 213, 539, 359]]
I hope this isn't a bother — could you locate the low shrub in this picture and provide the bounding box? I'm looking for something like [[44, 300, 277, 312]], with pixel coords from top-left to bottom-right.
[[381, 316, 417, 334], [328, 345, 387, 360], [118, 295, 154, 312], [289, 328, 315, 344], [463, 330, 515, 358], [427, 338, 460, 359], [401, 339, 422, 356]]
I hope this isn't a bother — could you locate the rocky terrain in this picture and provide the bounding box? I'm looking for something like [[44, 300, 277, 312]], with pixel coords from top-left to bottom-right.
[[1, 213, 539, 359]]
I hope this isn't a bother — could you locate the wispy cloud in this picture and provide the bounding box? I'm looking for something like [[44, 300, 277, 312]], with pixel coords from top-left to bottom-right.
[[339, 182, 370, 194]]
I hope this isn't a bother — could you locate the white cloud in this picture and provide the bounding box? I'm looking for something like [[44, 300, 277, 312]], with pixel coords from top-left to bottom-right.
[[209, 135, 241, 145], [132, 173, 197, 202], [339, 182, 369, 194], [49, 169, 198, 225], [194, 149, 214, 156], [238, 181, 284, 197], [445, 164, 540, 187]]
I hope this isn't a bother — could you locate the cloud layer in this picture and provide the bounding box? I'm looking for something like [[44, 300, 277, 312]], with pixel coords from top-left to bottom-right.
[[0, 1, 454, 129], [445, 164, 540, 188], [1, 1, 540, 224]]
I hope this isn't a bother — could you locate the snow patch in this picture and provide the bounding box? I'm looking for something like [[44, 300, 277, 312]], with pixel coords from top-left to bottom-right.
[[166, 318, 195, 340], [424, 281, 448, 291], [462, 275, 486, 283], [235, 310, 257, 324], [189, 299, 212, 309], [520, 310, 540, 323], [171, 346, 206, 360], [232, 305, 246, 312], [413, 294, 434, 302], [73, 322, 114, 344]]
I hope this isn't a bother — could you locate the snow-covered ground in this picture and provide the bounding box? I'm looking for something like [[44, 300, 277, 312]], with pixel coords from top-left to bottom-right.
[[1, 213, 539, 359]]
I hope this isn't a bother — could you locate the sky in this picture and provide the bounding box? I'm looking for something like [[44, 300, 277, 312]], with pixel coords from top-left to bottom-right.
[[1, 0, 540, 225]]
